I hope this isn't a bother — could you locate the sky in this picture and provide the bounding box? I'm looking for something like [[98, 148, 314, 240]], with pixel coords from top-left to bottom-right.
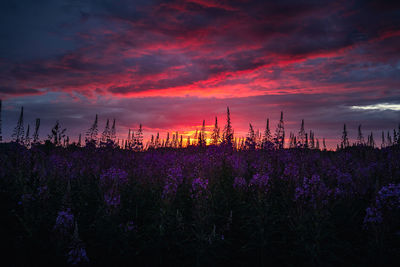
[[0, 0, 400, 148]]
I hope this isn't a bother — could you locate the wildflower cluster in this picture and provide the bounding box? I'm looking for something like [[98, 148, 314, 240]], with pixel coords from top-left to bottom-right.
[[295, 174, 331, 208], [364, 183, 400, 227], [54, 208, 75, 236], [233, 176, 247, 191], [190, 177, 209, 199], [100, 167, 128, 209], [162, 166, 184, 199]]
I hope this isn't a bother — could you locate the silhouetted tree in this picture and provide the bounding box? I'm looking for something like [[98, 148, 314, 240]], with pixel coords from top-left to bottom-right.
[[245, 123, 256, 149], [135, 124, 143, 151], [131, 130, 136, 149], [199, 120, 206, 147], [155, 132, 160, 148], [86, 114, 98, 146], [165, 132, 170, 147], [323, 138, 327, 151], [211, 117, 220, 145], [171, 133, 176, 148], [316, 138, 320, 150], [341, 124, 349, 149], [33, 118, 40, 143], [298, 119, 306, 148], [239, 138, 245, 150], [222, 107, 233, 146], [356, 124, 365, 146], [101, 119, 111, 143], [173, 131, 179, 148], [148, 135, 155, 149], [78, 133, 82, 147], [274, 111, 285, 149], [12, 106, 24, 144], [48, 120, 66, 146], [262, 118, 273, 149], [381, 131, 385, 148]]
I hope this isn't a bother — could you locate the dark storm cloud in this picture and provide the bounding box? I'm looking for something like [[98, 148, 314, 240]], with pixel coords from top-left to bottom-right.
[[0, 87, 43, 96]]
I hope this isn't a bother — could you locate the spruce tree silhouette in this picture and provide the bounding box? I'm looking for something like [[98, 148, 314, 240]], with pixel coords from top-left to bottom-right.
[[298, 119, 306, 148], [199, 120, 206, 147], [262, 118, 273, 149], [222, 107, 233, 147], [211, 117, 220, 145], [245, 123, 256, 149]]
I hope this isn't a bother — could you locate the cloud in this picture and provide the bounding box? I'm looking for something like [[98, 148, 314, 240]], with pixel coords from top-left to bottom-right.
[[0, 86, 44, 97], [0, 0, 399, 146], [350, 103, 400, 111]]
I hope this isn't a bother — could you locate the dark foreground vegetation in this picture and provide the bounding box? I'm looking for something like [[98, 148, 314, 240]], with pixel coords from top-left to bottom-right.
[[1, 142, 400, 266]]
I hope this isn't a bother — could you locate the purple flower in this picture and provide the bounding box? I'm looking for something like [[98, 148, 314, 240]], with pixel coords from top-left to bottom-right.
[[295, 174, 331, 208], [191, 178, 209, 199], [100, 167, 128, 209], [126, 221, 135, 231], [100, 167, 128, 188], [364, 207, 383, 225], [67, 244, 89, 265], [364, 183, 400, 227], [332, 171, 354, 198], [376, 183, 400, 210], [104, 193, 121, 208], [120, 220, 135, 232], [233, 177, 247, 191], [54, 208, 74, 235], [249, 173, 269, 190], [283, 163, 299, 180], [162, 167, 184, 199]]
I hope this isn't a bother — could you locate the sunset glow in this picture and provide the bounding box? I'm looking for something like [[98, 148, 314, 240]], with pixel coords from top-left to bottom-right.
[[0, 0, 399, 148], [1, 2, 400, 265]]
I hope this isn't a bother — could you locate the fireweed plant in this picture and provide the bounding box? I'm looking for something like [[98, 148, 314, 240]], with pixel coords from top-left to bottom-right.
[[0, 107, 399, 266]]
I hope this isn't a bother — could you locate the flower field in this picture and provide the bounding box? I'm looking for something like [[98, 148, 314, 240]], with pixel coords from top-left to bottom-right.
[[1, 143, 399, 266]]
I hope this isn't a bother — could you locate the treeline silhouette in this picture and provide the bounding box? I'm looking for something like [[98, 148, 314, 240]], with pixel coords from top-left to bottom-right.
[[1, 99, 400, 266], [1, 99, 400, 150]]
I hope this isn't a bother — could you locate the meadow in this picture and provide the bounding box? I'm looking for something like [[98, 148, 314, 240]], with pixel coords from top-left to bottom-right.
[[1, 141, 399, 266]]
